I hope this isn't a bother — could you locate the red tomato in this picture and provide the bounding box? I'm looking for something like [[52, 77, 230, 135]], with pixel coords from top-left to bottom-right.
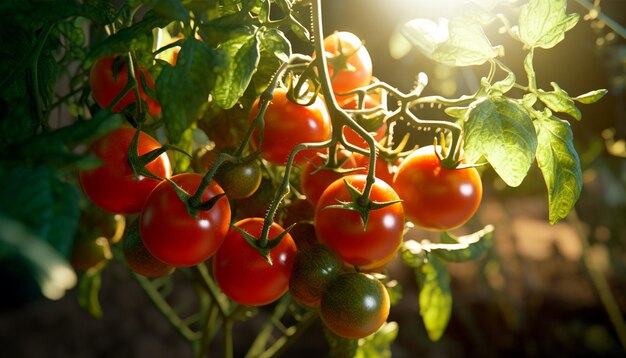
[[353, 153, 401, 186], [315, 175, 404, 270], [249, 88, 331, 165], [213, 218, 297, 306], [300, 150, 357, 205], [322, 32, 373, 94], [392, 145, 482, 231], [79, 127, 171, 214], [140, 173, 231, 267], [340, 94, 387, 149], [90, 56, 161, 117]]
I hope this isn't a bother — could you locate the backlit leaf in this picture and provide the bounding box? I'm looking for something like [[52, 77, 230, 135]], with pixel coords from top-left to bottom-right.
[[416, 255, 452, 341], [518, 0, 579, 49]]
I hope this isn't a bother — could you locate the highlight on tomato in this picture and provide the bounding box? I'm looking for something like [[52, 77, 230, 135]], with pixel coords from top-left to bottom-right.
[[249, 88, 331, 165], [89, 55, 161, 117], [79, 127, 172, 215], [320, 272, 390, 339], [321, 31, 373, 95], [314, 175, 404, 270], [140, 173, 231, 267], [213, 218, 297, 306], [392, 145, 483, 231]]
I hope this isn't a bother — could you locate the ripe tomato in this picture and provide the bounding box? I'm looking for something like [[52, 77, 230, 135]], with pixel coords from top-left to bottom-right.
[[140, 173, 231, 267], [123, 220, 174, 278], [340, 94, 387, 149], [322, 32, 373, 95], [249, 88, 331, 165], [79, 127, 172, 215], [314, 175, 404, 270], [89, 56, 161, 117], [300, 150, 357, 205], [289, 243, 343, 307], [392, 145, 482, 231], [213, 218, 297, 306], [353, 153, 401, 186], [320, 272, 390, 339]]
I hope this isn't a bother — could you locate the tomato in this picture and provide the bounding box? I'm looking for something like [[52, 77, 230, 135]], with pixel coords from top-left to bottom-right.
[[392, 145, 482, 231], [79, 127, 172, 215], [340, 94, 387, 149], [213, 218, 297, 306], [123, 220, 174, 278], [140, 173, 231, 267], [70, 237, 112, 271], [300, 150, 357, 205], [320, 272, 390, 339], [198, 151, 262, 200], [322, 32, 373, 95], [90, 56, 161, 117], [289, 243, 343, 307], [249, 88, 331, 165], [353, 153, 402, 187], [280, 198, 316, 228], [314, 175, 404, 270]]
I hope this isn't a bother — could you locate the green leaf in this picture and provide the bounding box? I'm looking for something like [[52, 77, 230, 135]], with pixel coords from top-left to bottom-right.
[[0, 165, 80, 258], [77, 265, 105, 318], [0, 215, 77, 300], [156, 38, 225, 143], [324, 326, 358, 357], [81, 0, 117, 25], [401, 18, 502, 67], [574, 89, 608, 104], [250, 28, 291, 95], [524, 50, 536, 90], [214, 32, 261, 109], [147, 0, 190, 23], [84, 12, 171, 66], [355, 322, 399, 358], [537, 82, 581, 120], [401, 240, 427, 268], [416, 255, 452, 341], [444, 106, 469, 120], [491, 70, 515, 94], [518, 0, 579, 49], [427, 225, 494, 262], [534, 114, 582, 223], [463, 97, 537, 187]]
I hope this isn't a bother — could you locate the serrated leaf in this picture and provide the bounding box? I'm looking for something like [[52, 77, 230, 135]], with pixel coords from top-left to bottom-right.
[[147, 0, 190, 23], [534, 114, 582, 223], [518, 0, 579, 49], [156, 38, 224, 143], [426, 225, 494, 262], [250, 28, 291, 96], [355, 322, 399, 358], [416, 255, 452, 341], [84, 12, 171, 66], [401, 18, 501, 67], [214, 32, 260, 109], [538, 82, 581, 120], [574, 89, 608, 104], [463, 97, 537, 187]]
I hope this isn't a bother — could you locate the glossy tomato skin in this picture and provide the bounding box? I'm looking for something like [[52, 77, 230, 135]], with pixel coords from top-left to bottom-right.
[[213, 218, 297, 306], [198, 151, 262, 200], [79, 127, 172, 215], [320, 272, 390, 339], [90, 56, 161, 117], [315, 175, 404, 270], [123, 220, 174, 278], [353, 154, 402, 187], [340, 95, 387, 149], [289, 243, 343, 307], [323, 32, 373, 95], [249, 88, 331, 165], [300, 150, 357, 205], [392, 145, 482, 231], [140, 173, 231, 267]]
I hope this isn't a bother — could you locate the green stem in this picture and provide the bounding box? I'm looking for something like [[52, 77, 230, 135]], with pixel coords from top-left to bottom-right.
[[192, 264, 230, 317], [256, 310, 318, 358], [569, 210, 626, 351]]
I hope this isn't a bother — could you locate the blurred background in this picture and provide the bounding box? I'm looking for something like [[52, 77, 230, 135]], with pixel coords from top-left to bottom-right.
[[1, 0, 625, 357]]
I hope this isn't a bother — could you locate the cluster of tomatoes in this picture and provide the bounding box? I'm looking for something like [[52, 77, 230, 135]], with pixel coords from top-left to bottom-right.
[[75, 31, 483, 340]]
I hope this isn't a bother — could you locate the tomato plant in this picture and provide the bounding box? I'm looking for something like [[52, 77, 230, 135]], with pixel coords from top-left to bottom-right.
[[353, 153, 402, 186], [249, 88, 332, 165], [321, 31, 373, 95], [340, 94, 387, 149], [140, 173, 231, 267], [70, 237, 112, 271], [90, 56, 161, 117], [213, 218, 297, 306], [289, 243, 343, 307], [123, 220, 174, 278], [315, 175, 405, 270], [393, 145, 483, 231], [79, 127, 172, 215], [197, 150, 262, 199], [320, 272, 390, 339], [300, 150, 357, 205]]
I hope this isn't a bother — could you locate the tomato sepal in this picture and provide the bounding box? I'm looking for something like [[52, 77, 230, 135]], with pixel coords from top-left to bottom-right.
[[230, 222, 297, 265]]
